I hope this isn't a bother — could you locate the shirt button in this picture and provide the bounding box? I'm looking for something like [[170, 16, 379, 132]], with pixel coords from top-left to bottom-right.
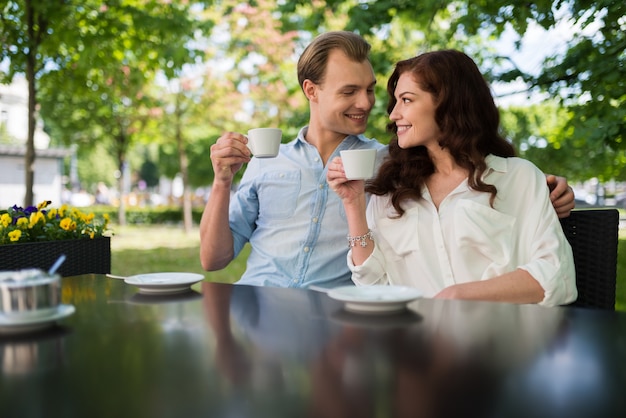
[[303, 247, 310, 252], [312, 217, 318, 223], [319, 184, 324, 189]]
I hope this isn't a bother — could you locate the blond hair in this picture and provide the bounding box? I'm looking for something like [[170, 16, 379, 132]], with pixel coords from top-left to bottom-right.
[[297, 31, 371, 91]]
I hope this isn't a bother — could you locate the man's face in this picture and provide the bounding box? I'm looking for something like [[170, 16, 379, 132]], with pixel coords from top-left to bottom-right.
[[310, 50, 376, 137]]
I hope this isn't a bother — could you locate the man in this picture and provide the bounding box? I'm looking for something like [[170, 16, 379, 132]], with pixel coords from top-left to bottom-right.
[[200, 31, 574, 289]]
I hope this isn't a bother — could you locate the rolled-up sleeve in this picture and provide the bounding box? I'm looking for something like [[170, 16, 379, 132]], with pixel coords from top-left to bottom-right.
[[514, 174, 577, 306], [481, 158, 577, 306]]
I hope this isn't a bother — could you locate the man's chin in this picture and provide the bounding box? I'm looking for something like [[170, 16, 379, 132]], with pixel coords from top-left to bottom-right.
[[329, 119, 368, 137], [346, 122, 369, 136]]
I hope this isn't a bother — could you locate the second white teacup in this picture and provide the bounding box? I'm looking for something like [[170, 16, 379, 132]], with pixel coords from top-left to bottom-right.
[[340, 149, 377, 180], [247, 128, 282, 158]]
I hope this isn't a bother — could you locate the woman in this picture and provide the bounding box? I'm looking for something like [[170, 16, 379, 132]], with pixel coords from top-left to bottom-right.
[[327, 50, 576, 306]]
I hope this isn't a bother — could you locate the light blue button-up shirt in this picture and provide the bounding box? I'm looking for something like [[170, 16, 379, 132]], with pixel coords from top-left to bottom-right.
[[229, 126, 386, 288]]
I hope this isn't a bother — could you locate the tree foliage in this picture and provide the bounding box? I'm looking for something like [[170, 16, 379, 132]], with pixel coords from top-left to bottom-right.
[[0, 0, 76, 205], [157, 0, 307, 188], [3, 0, 624, 203], [278, 0, 625, 182], [34, 0, 210, 223]]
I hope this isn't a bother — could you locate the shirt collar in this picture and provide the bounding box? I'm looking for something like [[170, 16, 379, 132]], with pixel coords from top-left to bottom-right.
[[295, 126, 372, 147], [485, 154, 508, 175]]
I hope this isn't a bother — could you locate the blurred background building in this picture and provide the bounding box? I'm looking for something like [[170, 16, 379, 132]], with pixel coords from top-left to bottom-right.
[[0, 76, 70, 208]]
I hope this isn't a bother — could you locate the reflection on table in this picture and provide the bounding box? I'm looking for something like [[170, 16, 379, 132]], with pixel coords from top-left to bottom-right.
[[1, 275, 625, 418]]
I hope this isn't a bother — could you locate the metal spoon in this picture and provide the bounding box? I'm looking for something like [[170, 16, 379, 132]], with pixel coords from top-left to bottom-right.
[[48, 254, 66, 275], [105, 274, 128, 280]]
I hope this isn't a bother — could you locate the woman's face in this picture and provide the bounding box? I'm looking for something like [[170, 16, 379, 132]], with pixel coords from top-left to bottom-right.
[[389, 72, 440, 150]]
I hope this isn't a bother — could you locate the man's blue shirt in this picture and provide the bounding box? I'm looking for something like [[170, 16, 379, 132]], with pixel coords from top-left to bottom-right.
[[229, 126, 386, 288]]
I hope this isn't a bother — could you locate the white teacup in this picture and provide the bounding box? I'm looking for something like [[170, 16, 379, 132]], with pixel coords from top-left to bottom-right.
[[340, 149, 377, 180], [247, 128, 282, 158]]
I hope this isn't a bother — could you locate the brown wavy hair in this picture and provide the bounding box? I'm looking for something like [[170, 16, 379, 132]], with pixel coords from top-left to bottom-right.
[[367, 50, 516, 216]]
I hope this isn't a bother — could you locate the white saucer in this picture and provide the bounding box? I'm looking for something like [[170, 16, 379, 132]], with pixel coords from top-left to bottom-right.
[[124, 272, 204, 295], [0, 304, 75, 335], [328, 285, 422, 314]]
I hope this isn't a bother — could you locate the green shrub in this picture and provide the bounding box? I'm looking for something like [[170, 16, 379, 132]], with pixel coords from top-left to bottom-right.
[[91, 205, 204, 225]]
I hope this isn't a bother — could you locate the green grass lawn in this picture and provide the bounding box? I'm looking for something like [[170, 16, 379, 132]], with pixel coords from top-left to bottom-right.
[[110, 224, 248, 284], [111, 224, 626, 311]]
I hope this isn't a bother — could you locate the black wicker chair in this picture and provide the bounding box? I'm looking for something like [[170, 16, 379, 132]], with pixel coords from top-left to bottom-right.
[[560, 209, 619, 310]]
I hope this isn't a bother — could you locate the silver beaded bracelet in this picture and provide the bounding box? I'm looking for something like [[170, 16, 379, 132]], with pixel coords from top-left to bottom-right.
[[347, 229, 373, 248]]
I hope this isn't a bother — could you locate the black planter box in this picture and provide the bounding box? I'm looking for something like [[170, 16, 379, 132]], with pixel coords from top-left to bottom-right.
[[0, 237, 111, 277]]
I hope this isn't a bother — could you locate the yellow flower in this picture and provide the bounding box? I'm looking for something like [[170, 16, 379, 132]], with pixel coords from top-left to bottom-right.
[[29, 211, 45, 228], [9, 229, 21, 241], [2, 201, 111, 244], [60, 217, 77, 231], [37, 200, 51, 210]]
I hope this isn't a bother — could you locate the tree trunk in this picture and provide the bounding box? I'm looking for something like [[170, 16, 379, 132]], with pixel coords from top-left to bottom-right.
[[24, 0, 37, 207], [175, 95, 192, 234], [117, 169, 126, 226], [116, 139, 127, 226]]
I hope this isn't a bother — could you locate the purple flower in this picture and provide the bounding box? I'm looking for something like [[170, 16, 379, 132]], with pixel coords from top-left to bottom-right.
[[23, 206, 37, 216]]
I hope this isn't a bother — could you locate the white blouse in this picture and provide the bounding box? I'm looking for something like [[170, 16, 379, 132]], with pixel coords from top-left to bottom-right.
[[349, 155, 577, 307]]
